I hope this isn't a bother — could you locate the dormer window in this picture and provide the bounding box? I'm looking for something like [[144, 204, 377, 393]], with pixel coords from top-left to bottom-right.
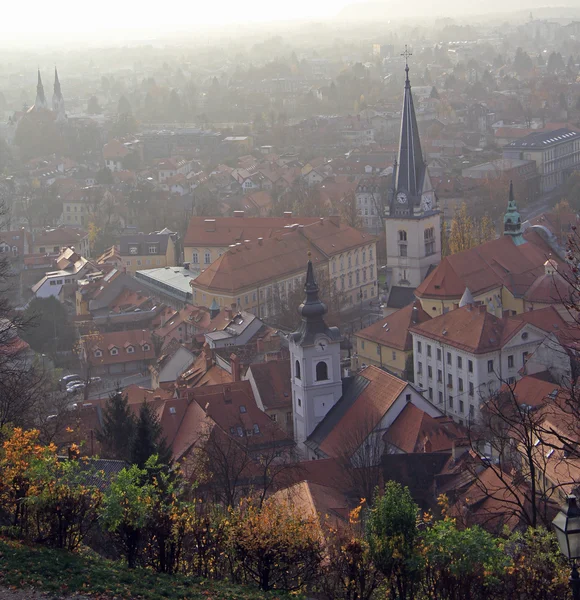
[[94, 349, 102, 358], [129, 245, 139, 255], [148, 245, 158, 254], [142, 343, 150, 352], [239, 405, 247, 413], [126, 345, 135, 354], [110, 347, 119, 356]]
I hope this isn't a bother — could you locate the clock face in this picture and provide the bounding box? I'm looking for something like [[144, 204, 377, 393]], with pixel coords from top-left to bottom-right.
[[396, 192, 407, 204], [423, 196, 432, 210], [317, 340, 327, 352]]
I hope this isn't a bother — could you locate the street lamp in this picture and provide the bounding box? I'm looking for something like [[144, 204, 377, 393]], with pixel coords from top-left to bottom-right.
[[552, 495, 580, 600]]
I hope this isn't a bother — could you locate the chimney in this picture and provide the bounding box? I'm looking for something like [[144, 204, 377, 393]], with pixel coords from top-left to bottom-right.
[[256, 337, 264, 354], [204, 219, 216, 232], [452, 438, 470, 461], [329, 214, 341, 227], [223, 385, 232, 403], [233, 210, 245, 218], [230, 353, 240, 382], [319, 217, 324, 225], [257, 237, 263, 245], [202, 344, 213, 371], [224, 306, 233, 319], [283, 211, 293, 219], [453, 302, 459, 310], [411, 301, 419, 324]]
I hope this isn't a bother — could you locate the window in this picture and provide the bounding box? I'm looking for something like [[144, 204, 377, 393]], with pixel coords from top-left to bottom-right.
[[427, 345, 432, 357], [428, 387, 433, 400], [240, 405, 247, 413], [487, 360, 494, 373], [316, 361, 328, 381], [398, 230, 407, 242], [458, 378, 463, 392], [459, 400, 464, 413], [457, 356, 462, 369], [447, 373, 453, 388], [142, 344, 150, 351], [192, 252, 198, 264], [297, 398, 302, 407], [129, 245, 138, 255], [522, 351, 529, 365], [447, 352, 451, 365], [418, 361, 423, 374], [204, 252, 211, 264], [376, 345, 381, 356], [437, 348, 442, 361], [361, 340, 365, 350], [437, 369, 442, 382], [126, 346, 134, 354], [399, 244, 407, 257], [94, 350, 102, 358], [148, 245, 158, 254], [468, 360, 473, 373], [417, 341, 422, 354], [39, 247, 46, 253], [428, 365, 432, 378], [237, 426, 244, 437], [370, 248, 373, 260], [392, 350, 396, 360], [508, 355, 514, 368], [295, 360, 301, 380], [449, 396, 454, 409], [253, 424, 260, 435], [136, 260, 141, 266], [110, 348, 118, 356]]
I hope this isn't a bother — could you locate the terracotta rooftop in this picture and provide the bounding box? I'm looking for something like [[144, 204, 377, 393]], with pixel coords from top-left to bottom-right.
[[356, 301, 431, 351], [246, 359, 292, 410], [83, 329, 155, 366]]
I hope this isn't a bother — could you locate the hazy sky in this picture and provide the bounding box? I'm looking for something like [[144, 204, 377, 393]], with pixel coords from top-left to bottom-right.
[[2, 0, 354, 39]]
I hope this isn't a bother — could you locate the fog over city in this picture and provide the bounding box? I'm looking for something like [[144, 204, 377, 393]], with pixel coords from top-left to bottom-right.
[[3, 1, 580, 598]]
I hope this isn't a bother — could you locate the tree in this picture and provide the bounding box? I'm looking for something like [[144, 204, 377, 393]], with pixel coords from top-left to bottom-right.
[[228, 498, 323, 591], [97, 391, 135, 462], [22, 296, 75, 357], [448, 202, 476, 255], [339, 190, 362, 228], [95, 167, 113, 185], [130, 401, 172, 469], [87, 96, 102, 115], [366, 481, 419, 600], [117, 95, 132, 116], [430, 86, 440, 99], [514, 48, 533, 77]]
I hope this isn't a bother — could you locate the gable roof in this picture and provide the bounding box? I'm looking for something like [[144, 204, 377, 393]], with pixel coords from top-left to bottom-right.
[[118, 232, 172, 256], [247, 359, 292, 410], [356, 301, 431, 351], [308, 365, 408, 457]]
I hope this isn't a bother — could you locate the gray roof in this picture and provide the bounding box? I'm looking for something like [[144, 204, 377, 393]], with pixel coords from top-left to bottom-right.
[[119, 233, 173, 257], [135, 267, 199, 302], [505, 128, 579, 150], [387, 286, 416, 309]]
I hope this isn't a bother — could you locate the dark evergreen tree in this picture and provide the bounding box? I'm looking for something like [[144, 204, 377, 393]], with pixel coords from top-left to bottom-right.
[[97, 390, 135, 461], [87, 96, 102, 115], [130, 401, 171, 469], [117, 95, 132, 116]]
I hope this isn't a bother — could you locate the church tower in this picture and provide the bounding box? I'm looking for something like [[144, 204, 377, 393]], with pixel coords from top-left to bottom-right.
[[289, 256, 343, 452], [52, 67, 66, 122], [32, 69, 48, 111], [385, 49, 441, 301], [503, 181, 525, 245]]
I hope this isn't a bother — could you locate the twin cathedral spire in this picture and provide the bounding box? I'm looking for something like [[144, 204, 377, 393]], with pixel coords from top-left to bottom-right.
[[31, 68, 65, 121]]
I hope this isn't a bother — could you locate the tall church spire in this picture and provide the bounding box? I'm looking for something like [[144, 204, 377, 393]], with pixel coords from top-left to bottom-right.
[[33, 69, 48, 111], [503, 181, 525, 246], [395, 46, 425, 202], [52, 67, 65, 120]]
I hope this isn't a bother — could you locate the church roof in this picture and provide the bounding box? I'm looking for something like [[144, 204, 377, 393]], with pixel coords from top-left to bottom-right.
[[395, 62, 426, 200]]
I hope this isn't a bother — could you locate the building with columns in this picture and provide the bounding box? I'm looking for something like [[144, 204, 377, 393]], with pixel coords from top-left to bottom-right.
[[384, 61, 441, 309]]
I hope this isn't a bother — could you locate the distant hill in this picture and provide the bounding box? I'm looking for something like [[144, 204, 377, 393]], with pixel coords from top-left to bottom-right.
[[336, 1, 580, 21]]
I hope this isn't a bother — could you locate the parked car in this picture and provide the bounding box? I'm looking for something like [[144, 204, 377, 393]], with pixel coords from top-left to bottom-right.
[[60, 374, 82, 389], [66, 382, 86, 394], [89, 376, 102, 385]]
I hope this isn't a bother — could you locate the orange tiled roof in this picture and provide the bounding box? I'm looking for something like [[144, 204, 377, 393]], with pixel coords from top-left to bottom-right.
[[247, 359, 291, 410], [83, 329, 155, 366], [356, 301, 431, 351]]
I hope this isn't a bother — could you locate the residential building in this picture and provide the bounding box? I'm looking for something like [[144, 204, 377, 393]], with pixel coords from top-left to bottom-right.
[[119, 231, 177, 273], [353, 301, 431, 378], [205, 310, 264, 349], [134, 266, 197, 308], [410, 304, 569, 424], [355, 179, 384, 233], [244, 359, 293, 436], [81, 329, 155, 376], [503, 128, 580, 193], [0, 229, 30, 256], [150, 341, 196, 389], [183, 213, 319, 267], [31, 247, 100, 299], [384, 63, 441, 309], [189, 217, 378, 318], [30, 227, 88, 256]]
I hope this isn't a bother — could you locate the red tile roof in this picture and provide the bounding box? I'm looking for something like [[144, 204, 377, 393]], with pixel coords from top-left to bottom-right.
[[83, 329, 155, 366], [356, 301, 431, 351], [247, 359, 292, 410]]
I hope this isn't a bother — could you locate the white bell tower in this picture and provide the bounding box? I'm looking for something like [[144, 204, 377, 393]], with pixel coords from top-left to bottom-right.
[[289, 256, 343, 453]]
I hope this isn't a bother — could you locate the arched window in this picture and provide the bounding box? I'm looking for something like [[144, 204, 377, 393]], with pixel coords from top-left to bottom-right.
[[295, 359, 301, 380], [316, 361, 329, 381], [398, 230, 407, 242]]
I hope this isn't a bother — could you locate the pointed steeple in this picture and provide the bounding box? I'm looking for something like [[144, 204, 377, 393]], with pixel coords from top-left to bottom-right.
[[33, 69, 47, 110], [395, 47, 425, 201], [53, 67, 62, 99], [291, 254, 340, 347], [52, 67, 65, 120], [503, 181, 525, 245], [459, 287, 474, 307]]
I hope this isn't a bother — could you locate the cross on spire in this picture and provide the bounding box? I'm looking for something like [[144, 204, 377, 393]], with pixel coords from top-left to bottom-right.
[[401, 45, 412, 83]]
